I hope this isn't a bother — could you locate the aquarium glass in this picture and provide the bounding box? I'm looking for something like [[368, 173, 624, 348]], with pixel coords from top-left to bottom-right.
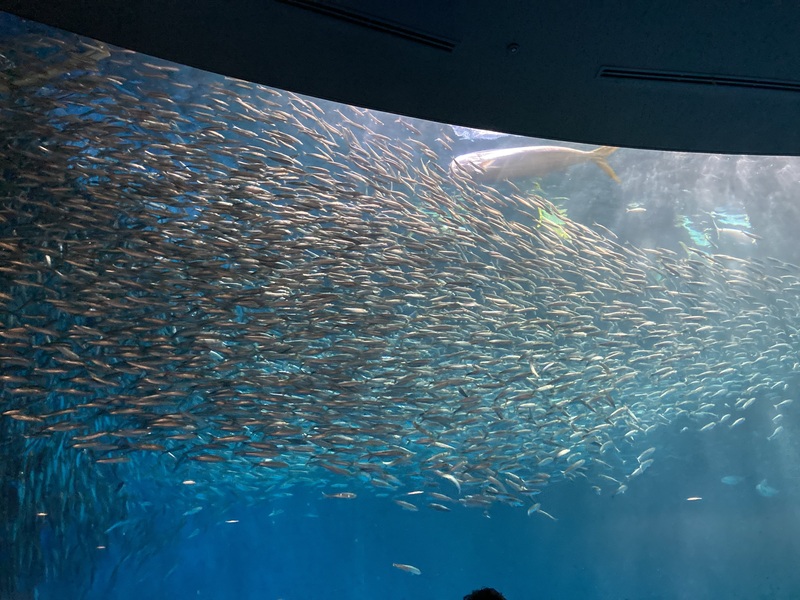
[[1, 12, 799, 600]]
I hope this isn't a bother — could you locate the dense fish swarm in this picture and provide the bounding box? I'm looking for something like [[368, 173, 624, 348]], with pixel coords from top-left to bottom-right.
[[0, 24, 797, 593]]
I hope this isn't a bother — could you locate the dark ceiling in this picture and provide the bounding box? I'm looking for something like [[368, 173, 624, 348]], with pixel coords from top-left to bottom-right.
[[2, 0, 800, 155]]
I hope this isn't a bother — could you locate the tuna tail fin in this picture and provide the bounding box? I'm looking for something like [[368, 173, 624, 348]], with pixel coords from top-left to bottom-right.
[[590, 146, 621, 183]]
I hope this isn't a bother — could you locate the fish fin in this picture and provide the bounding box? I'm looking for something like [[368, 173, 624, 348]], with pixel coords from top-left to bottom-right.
[[590, 146, 621, 183], [710, 214, 720, 233]]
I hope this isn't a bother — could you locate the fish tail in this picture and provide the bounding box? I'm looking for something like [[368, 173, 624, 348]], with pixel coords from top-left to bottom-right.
[[590, 146, 621, 183]]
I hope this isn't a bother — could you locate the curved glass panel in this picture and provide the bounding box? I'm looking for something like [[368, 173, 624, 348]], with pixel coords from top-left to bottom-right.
[[1, 12, 798, 600]]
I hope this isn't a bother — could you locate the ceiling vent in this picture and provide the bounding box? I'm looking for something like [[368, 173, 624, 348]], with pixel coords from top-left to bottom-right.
[[277, 0, 458, 52], [598, 66, 800, 94]]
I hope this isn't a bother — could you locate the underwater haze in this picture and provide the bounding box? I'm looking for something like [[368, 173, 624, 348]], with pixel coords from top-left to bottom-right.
[[2, 12, 800, 600]]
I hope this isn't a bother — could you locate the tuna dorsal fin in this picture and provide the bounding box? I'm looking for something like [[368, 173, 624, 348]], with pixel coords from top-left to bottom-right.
[[589, 146, 621, 183]]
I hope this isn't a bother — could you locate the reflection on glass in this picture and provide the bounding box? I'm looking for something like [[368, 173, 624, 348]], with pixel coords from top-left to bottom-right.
[[0, 11, 798, 600]]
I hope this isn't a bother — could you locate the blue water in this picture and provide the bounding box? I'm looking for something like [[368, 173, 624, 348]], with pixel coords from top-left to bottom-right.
[[34, 442, 799, 600], [2, 11, 800, 600]]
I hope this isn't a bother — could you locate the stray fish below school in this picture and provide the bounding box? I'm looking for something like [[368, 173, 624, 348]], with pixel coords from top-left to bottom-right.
[[721, 476, 745, 485], [393, 563, 422, 575], [756, 480, 779, 497]]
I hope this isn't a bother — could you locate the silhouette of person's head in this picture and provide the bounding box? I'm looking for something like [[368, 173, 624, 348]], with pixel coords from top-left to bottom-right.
[[464, 588, 507, 600]]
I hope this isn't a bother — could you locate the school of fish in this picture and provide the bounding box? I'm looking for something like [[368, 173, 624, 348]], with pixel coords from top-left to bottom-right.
[[0, 22, 796, 593]]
